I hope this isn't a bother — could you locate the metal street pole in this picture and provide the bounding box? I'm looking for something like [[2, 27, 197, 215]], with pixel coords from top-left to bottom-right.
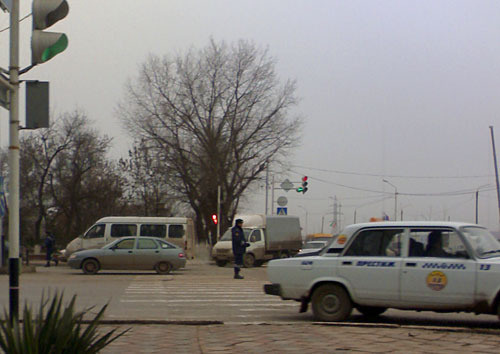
[[490, 126, 500, 227], [383, 179, 398, 221], [298, 205, 308, 237], [265, 166, 269, 215], [216, 186, 221, 240], [8, 0, 20, 321]]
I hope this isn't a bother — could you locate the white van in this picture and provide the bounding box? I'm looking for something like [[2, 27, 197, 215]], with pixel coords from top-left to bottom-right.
[[64, 216, 195, 258]]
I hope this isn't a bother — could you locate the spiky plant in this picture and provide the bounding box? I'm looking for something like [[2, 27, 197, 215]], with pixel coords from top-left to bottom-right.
[[0, 293, 129, 353]]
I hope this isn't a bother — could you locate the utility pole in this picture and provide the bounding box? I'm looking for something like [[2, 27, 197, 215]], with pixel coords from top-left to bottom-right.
[[490, 126, 500, 227], [8, 0, 20, 322], [216, 186, 221, 240], [265, 166, 269, 215], [271, 174, 275, 215], [333, 196, 338, 233]]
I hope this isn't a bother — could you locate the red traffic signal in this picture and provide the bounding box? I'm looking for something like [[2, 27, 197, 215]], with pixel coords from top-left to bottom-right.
[[302, 176, 308, 182], [211, 214, 218, 224]]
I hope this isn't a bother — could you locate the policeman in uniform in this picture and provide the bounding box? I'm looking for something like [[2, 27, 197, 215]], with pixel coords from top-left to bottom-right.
[[231, 219, 248, 279]]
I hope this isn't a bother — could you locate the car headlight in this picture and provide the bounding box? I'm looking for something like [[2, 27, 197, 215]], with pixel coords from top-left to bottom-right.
[[69, 254, 77, 260]]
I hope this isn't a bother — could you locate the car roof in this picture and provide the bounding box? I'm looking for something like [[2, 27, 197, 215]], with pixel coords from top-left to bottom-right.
[[342, 221, 482, 231]]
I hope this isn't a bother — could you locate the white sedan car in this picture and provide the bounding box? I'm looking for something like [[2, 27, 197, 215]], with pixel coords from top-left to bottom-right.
[[265, 222, 500, 321]]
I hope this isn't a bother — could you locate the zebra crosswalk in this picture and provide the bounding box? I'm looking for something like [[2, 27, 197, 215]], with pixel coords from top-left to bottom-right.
[[119, 275, 297, 322]]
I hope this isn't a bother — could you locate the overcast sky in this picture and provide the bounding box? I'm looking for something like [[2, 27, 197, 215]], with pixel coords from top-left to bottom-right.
[[1, 0, 499, 233]]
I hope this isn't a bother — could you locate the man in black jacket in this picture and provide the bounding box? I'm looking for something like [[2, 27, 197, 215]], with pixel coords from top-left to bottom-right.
[[231, 219, 248, 279]]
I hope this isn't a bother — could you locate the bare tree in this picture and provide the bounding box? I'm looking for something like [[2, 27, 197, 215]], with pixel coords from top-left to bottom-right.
[[19, 118, 76, 244], [119, 39, 301, 241], [119, 139, 180, 216], [47, 111, 125, 241]]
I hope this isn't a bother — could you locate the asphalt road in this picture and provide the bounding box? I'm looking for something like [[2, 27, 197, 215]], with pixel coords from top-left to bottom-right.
[[1, 260, 500, 330]]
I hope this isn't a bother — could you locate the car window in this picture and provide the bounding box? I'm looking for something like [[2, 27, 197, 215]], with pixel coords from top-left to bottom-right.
[[111, 224, 137, 237], [409, 229, 468, 258], [249, 230, 262, 243], [344, 229, 403, 257], [137, 239, 158, 249], [84, 224, 105, 239], [140, 224, 166, 238], [168, 225, 184, 238], [114, 239, 135, 249], [157, 239, 175, 249]]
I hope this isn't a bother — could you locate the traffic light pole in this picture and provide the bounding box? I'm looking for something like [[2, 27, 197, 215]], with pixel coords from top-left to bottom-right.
[[8, 0, 20, 322]]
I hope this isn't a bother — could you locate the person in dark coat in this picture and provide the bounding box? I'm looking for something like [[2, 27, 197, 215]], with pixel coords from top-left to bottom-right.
[[44, 231, 58, 267], [231, 219, 248, 279], [424, 231, 452, 258]]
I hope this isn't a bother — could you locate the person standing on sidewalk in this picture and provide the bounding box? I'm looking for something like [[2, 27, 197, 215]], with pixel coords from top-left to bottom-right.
[[44, 231, 58, 267], [231, 219, 248, 279]]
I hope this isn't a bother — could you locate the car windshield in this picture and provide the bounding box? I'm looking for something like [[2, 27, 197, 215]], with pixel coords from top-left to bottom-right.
[[220, 228, 250, 241], [461, 226, 500, 258]]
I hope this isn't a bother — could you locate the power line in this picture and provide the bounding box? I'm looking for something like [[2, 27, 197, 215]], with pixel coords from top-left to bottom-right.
[[0, 13, 32, 33], [291, 164, 492, 180], [289, 169, 497, 197]]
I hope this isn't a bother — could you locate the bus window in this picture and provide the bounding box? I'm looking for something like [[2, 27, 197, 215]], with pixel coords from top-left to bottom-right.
[[140, 224, 166, 238], [168, 225, 184, 238], [111, 224, 137, 237]]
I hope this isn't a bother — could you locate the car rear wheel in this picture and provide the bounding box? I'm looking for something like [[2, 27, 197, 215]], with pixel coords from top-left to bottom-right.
[[155, 261, 173, 274], [82, 259, 99, 275], [243, 253, 255, 268], [356, 306, 387, 317], [312, 284, 352, 322]]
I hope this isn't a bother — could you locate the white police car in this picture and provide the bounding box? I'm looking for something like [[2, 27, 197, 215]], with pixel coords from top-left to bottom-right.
[[264, 222, 500, 322]]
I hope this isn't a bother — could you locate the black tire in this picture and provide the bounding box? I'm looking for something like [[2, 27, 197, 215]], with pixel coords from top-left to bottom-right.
[[215, 260, 227, 267], [243, 253, 255, 268], [155, 261, 172, 274], [81, 259, 99, 275], [356, 306, 387, 317], [311, 284, 352, 322]]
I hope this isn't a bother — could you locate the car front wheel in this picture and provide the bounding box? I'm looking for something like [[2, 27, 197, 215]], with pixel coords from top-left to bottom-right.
[[311, 284, 352, 322], [82, 259, 99, 275], [155, 261, 172, 274]]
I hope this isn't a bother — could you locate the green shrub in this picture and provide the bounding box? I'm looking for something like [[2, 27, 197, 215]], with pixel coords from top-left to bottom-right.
[[0, 293, 129, 353]]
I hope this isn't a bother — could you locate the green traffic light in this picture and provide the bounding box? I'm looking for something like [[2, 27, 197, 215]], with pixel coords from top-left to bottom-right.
[[296, 187, 304, 193], [41, 34, 68, 63]]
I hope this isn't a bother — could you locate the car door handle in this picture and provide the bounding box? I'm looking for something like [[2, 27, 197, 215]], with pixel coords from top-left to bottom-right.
[[342, 261, 352, 265], [155, 251, 159, 253], [128, 251, 133, 254], [405, 262, 417, 267]]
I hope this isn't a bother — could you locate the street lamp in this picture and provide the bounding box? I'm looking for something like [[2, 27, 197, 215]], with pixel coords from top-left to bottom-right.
[[383, 179, 398, 221]]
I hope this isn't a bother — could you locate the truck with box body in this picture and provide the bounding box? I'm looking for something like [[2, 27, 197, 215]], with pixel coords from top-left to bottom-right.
[[212, 214, 302, 268]]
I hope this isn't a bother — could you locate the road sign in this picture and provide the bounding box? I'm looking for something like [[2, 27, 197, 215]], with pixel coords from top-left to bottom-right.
[[280, 179, 294, 192], [277, 207, 287, 215], [277, 196, 288, 206]]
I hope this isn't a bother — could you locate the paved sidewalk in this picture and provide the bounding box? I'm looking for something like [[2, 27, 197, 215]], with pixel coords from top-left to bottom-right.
[[101, 323, 500, 353]]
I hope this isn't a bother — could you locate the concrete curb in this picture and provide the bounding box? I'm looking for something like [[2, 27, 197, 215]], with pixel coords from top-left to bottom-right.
[[80, 319, 500, 335], [0, 264, 36, 274]]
